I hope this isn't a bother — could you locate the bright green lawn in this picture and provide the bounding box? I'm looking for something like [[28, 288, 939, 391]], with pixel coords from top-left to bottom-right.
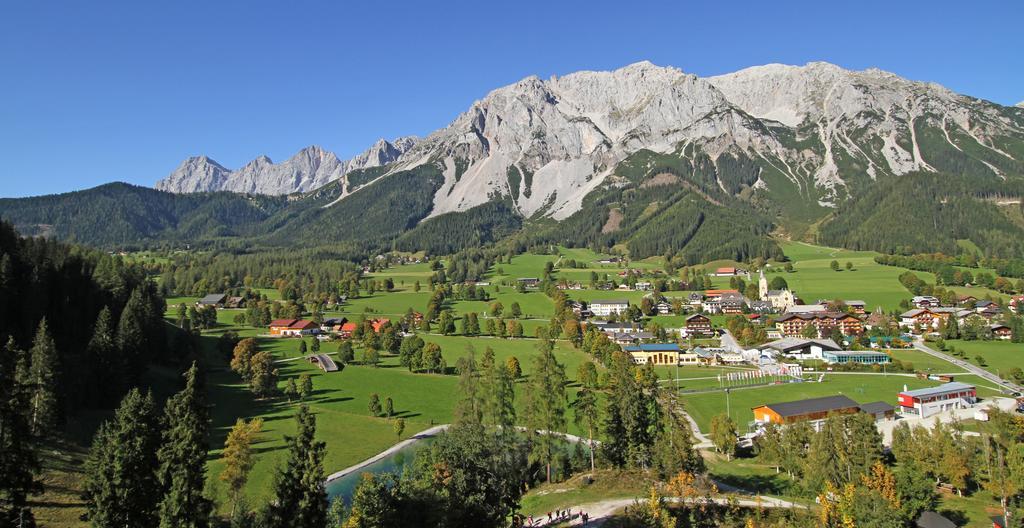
[[680, 374, 946, 433], [884, 348, 964, 373], [775, 242, 911, 311], [945, 340, 1024, 379], [192, 313, 596, 511]]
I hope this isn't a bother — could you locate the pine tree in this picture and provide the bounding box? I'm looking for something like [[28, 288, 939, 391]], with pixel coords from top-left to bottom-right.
[[264, 405, 327, 528], [25, 318, 59, 436], [0, 337, 41, 527], [157, 363, 213, 528], [524, 339, 567, 482], [83, 388, 161, 528]]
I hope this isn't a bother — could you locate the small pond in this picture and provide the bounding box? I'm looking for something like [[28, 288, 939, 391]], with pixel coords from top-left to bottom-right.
[[325, 437, 434, 504]]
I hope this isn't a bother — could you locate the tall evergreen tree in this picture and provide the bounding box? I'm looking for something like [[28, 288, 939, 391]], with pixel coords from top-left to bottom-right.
[[524, 339, 567, 482], [87, 307, 120, 402], [264, 405, 327, 528], [0, 337, 41, 527], [83, 388, 161, 528], [156, 362, 212, 528], [116, 288, 150, 386], [24, 318, 59, 437]]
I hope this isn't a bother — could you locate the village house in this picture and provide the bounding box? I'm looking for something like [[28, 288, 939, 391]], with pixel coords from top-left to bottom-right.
[[912, 295, 941, 308], [339, 322, 358, 338], [900, 307, 970, 332], [654, 300, 673, 314], [719, 292, 747, 315], [975, 300, 999, 313], [590, 299, 630, 317], [701, 297, 722, 314], [516, 277, 540, 288], [713, 266, 746, 277], [990, 323, 1013, 340], [687, 292, 704, 307], [844, 300, 867, 315], [321, 317, 348, 333], [1009, 296, 1024, 313], [269, 319, 319, 337], [623, 343, 681, 365], [683, 313, 713, 337], [197, 293, 228, 307], [225, 296, 244, 309], [634, 281, 652, 291]]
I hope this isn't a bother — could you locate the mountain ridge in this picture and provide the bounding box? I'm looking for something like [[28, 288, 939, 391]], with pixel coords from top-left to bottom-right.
[[5, 61, 1024, 263], [155, 137, 418, 195]]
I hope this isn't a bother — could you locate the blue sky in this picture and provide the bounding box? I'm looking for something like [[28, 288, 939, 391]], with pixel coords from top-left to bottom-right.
[[1, 0, 1021, 198]]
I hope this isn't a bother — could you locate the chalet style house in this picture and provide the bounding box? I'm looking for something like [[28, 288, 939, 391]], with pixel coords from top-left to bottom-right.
[[684, 313, 713, 337]]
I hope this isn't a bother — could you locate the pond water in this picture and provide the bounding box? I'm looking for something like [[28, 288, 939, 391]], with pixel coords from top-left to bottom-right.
[[325, 438, 433, 504]]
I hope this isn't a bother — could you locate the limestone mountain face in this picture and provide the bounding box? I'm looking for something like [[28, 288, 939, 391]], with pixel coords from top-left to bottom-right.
[[156, 62, 1024, 223], [377, 61, 1023, 219], [155, 138, 417, 195]]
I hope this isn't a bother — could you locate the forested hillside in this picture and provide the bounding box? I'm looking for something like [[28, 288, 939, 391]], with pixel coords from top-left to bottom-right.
[[0, 183, 286, 247], [818, 172, 1024, 258]]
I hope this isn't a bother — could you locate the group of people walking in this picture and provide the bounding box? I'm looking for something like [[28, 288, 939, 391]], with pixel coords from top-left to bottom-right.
[[523, 508, 590, 526]]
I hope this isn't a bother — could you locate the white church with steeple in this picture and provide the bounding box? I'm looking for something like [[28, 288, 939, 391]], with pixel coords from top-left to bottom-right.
[[759, 269, 796, 311]]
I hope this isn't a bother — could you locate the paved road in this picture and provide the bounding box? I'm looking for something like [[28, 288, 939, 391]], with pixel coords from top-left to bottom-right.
[[913, 339, 1022, 393], [719, 329, 744, 354]]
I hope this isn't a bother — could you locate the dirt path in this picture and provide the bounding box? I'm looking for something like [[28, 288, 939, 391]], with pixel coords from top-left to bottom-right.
[[530, 491, 806, 527]]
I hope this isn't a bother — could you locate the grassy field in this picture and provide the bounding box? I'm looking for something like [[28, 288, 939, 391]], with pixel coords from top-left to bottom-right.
[[945, 339, 1024, 380], [773, 242, 912, 311], [680, 374, 948, 433], [188, 316, 596, 510]]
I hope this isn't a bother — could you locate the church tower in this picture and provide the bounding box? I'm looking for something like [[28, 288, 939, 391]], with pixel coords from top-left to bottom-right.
[[758, 269, 768, 298]]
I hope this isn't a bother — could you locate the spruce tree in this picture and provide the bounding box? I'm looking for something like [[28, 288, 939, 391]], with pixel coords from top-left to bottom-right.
[[0, 337, 41, 527], [156, 363, 213, 528], [83, 388, 161, 528], [264, 405, 327, 528], [88, 307, 121, 402], [116, 288, 150, 385], [25, 318, 59, 437]]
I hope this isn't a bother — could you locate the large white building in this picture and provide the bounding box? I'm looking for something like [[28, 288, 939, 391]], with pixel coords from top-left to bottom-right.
[[590, 299, 629, 317], [897, 383, 976, 418]]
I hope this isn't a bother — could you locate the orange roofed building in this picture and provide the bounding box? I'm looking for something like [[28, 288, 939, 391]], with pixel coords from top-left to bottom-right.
[[269, 319, 318, 337]]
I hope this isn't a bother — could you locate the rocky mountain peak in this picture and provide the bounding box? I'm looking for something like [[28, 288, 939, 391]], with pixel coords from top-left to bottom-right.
[[155, 137, 418, 195]]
